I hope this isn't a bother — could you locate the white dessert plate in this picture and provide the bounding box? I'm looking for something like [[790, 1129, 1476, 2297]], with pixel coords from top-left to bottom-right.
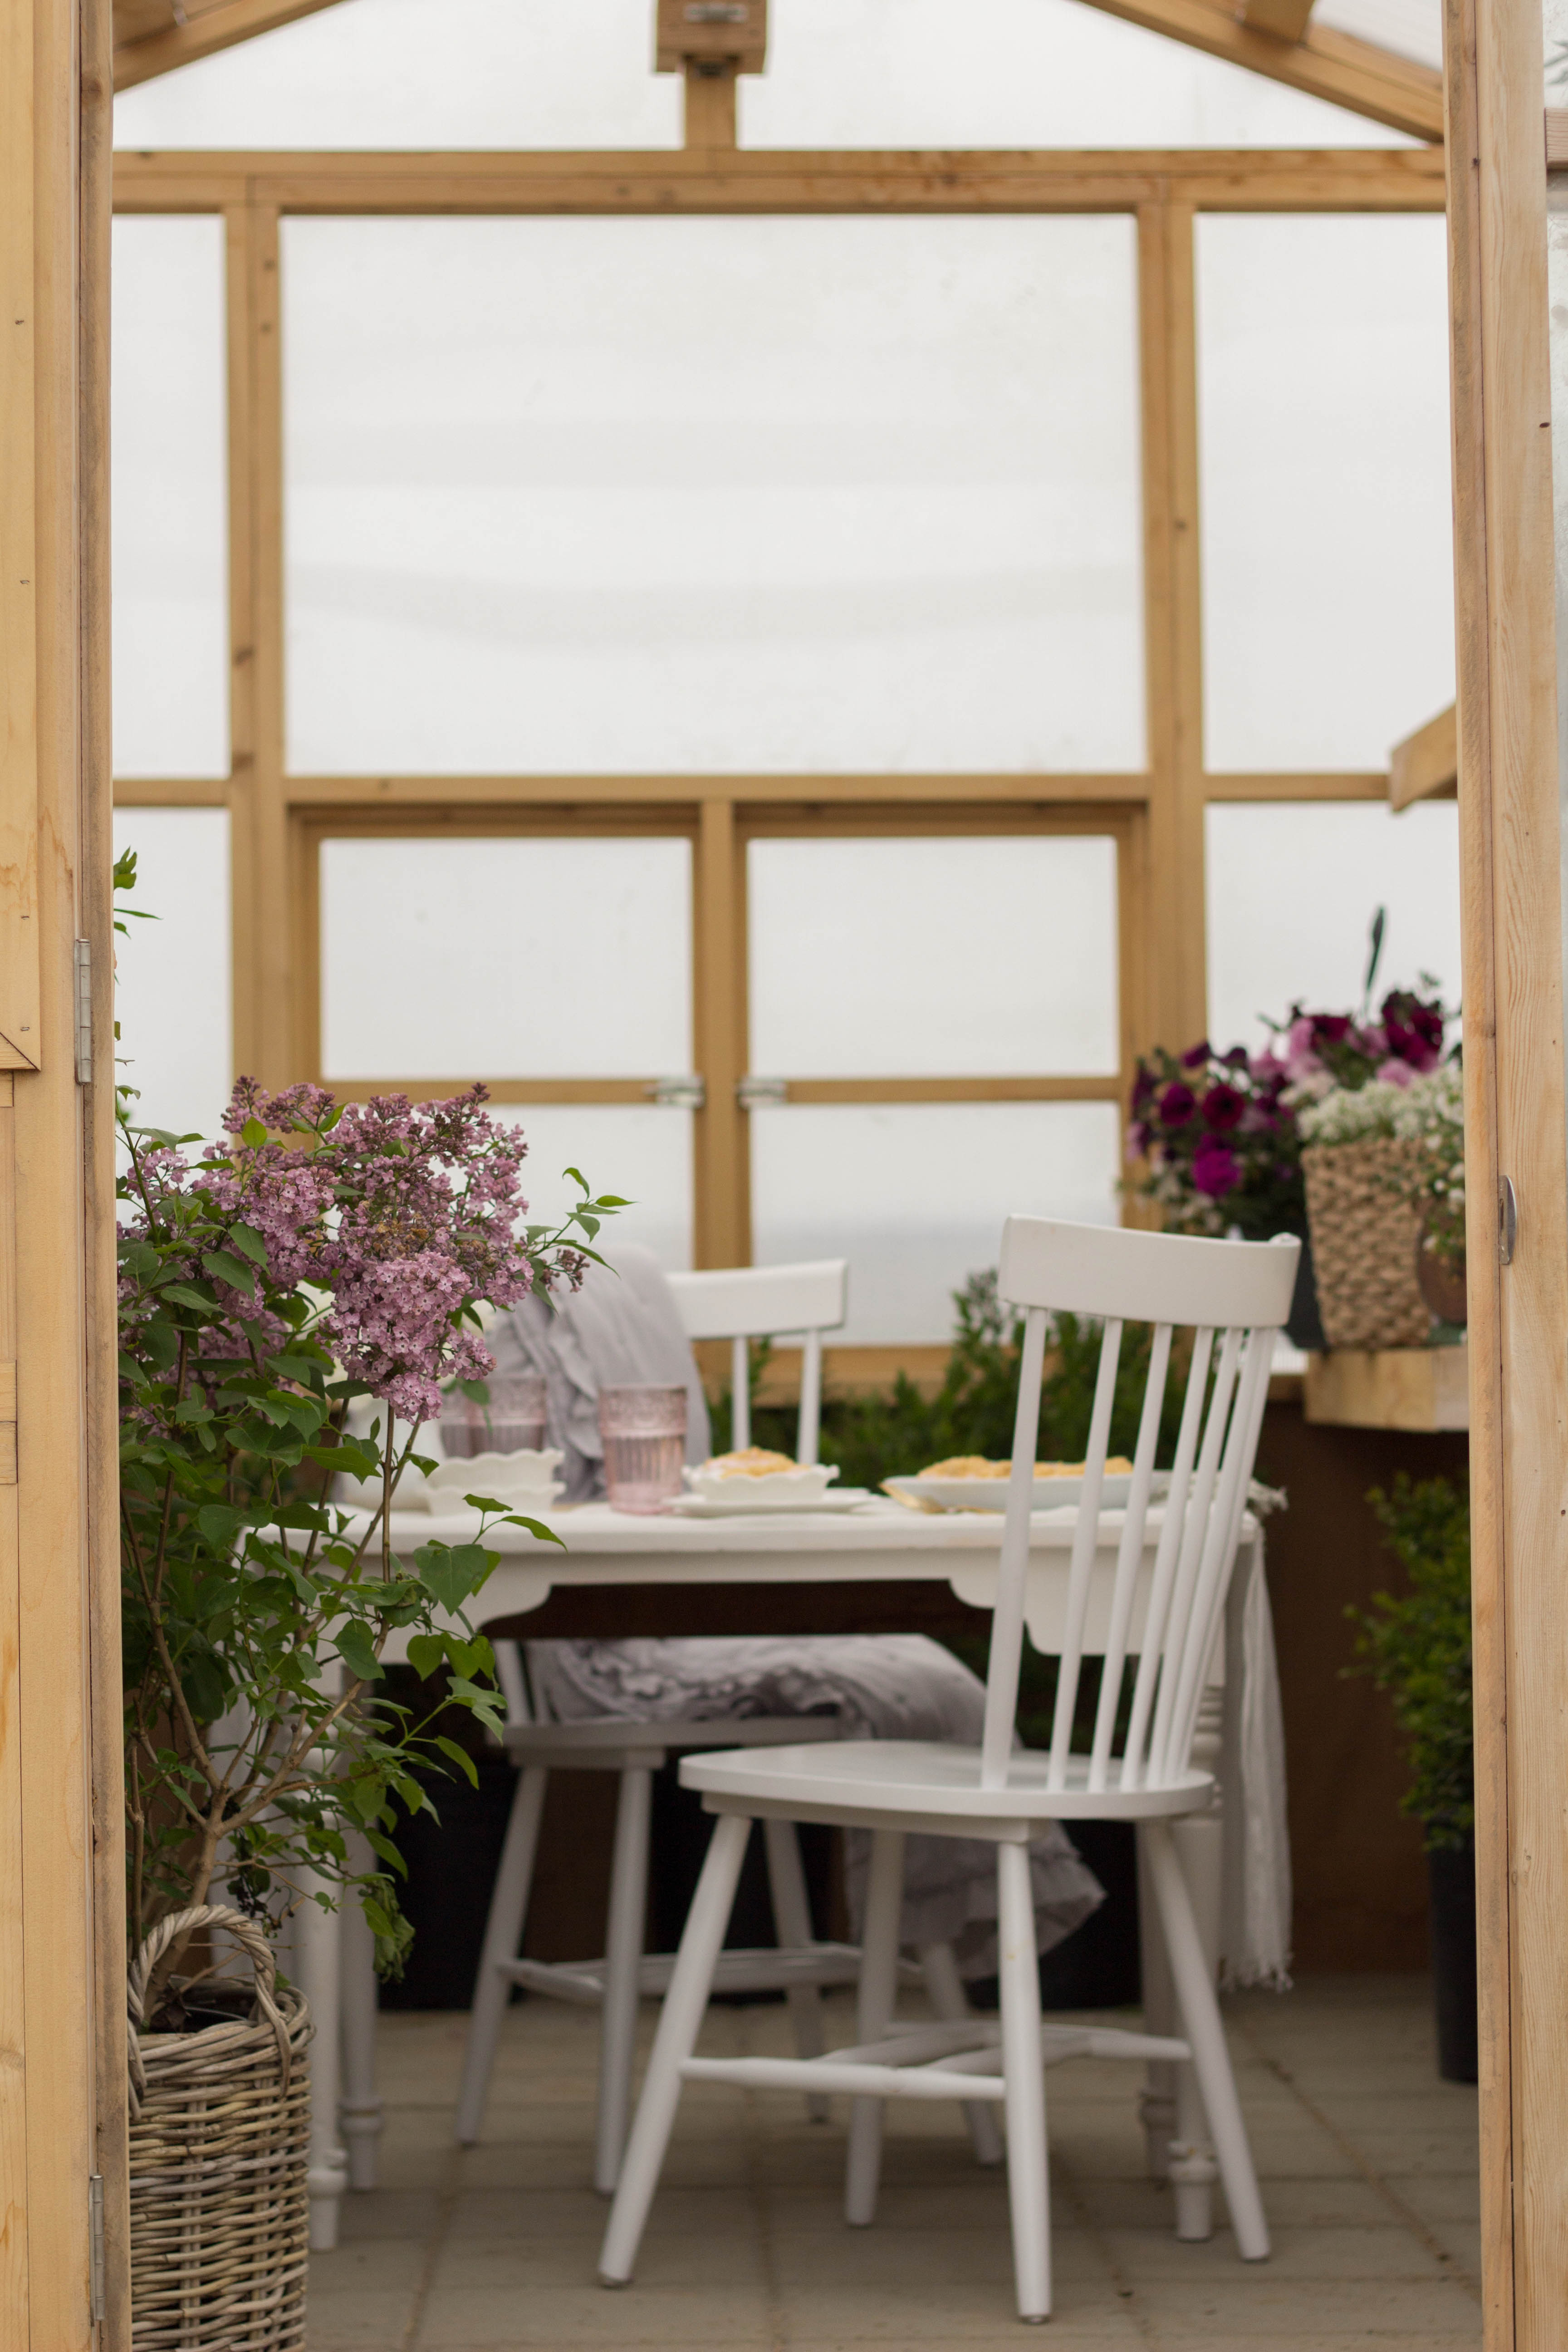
[[665, 1487, 873, 1518], [683, 1462, 840, 1508]]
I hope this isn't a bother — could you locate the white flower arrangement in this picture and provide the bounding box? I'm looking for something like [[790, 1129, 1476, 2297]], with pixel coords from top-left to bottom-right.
[[1299, 1063, 1466, 1270]]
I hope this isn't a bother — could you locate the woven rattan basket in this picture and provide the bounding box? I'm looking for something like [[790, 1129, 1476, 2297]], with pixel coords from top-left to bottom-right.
[[1301, 1135, 1430, 1350], [128, 1904, 312, 2351]]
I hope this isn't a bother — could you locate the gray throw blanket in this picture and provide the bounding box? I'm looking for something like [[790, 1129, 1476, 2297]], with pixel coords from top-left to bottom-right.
[[490, 1246, 711, 1499], [529, 1634, 1103, 1973]]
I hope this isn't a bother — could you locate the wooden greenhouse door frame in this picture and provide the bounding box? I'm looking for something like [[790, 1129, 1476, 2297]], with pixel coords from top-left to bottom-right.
[[1444, 0, 1568, 2340], [1, 0, 127, 2343]]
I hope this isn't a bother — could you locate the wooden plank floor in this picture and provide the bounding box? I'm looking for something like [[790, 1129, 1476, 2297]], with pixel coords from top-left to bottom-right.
[[309, 1976, 1481, 2349]]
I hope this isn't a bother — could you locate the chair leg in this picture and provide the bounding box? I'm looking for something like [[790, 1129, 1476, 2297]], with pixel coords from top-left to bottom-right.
[[455, 1764, 548, 2145], [763, 1816, 830, 2123], [1136, 1828, 1178, 2181], [1142, 1821, 1269, 2262], [998, 1840, 1051, 2324], [845, 1828, 904, 2228], [1167, 1813, 1224, 2241], [920, 1942, 1004, 2168], [599, 1810, 751, 2286], [596, 1764, 654, 2195]]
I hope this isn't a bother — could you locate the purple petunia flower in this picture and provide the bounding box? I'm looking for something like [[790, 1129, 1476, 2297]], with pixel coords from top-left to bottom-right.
[[1200, 1083, 1245, 1132], [1192, 1137, 1239, 1198], [1158, 1082, 1196, 1127], [1180, 1040, 1213, 1069]]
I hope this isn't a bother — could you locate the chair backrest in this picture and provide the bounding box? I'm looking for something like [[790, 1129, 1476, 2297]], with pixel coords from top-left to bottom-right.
[[981, 1218, 1300, 1795], [664, 1260, 848, 1465]]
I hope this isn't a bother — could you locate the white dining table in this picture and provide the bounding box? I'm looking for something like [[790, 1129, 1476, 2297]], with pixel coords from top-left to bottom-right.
[[297, 1496, 1282, 2251]]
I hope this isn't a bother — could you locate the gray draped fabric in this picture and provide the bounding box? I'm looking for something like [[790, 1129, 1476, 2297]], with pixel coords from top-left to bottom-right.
[[489, 1245, 712, 1500]]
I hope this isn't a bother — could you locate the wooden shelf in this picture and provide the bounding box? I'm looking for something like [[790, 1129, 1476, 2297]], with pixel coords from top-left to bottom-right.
[[1303, 1346, 1470, 1433]]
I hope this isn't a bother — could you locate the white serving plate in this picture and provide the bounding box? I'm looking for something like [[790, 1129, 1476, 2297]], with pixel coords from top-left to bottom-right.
[[883, 1470, 1171, 1515], [683, 1462, 840, 1508], [427, 1449, 565, 1510], [665, 1487, 873, 1518]]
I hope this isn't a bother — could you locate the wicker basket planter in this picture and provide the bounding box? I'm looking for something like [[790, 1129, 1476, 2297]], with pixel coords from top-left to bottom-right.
[[1301, 1135, 1430, 1350], [129, 1905, 312, 2351]]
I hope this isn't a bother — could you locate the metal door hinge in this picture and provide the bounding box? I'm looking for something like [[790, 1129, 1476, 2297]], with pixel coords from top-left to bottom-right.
[[74, 939, 92, 1085], [88, 2172, 105, 2323], [1499, 1176, 1518, 1266], [645, 1075, 705, 1111], [737, 1075, 788, 1110]]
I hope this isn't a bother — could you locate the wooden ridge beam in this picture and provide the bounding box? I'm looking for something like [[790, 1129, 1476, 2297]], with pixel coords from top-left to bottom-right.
[[113, 0, 350, 93]]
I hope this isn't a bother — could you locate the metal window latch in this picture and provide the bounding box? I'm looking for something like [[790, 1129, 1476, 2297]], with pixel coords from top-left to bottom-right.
[[1499, 1176, 1518, 1266], [736, 1075, 788, 1110], [88, 2172, 105, 2323], [645, 1075, 706, 1111], [74, 939, 92, 1085]]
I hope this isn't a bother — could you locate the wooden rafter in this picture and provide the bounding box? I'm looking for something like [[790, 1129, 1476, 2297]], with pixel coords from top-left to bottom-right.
[[1073, 0, 1441, 141], [1389, 702, 1457, 808], [113, 0, 351, 92], [1239, 0, 1317, 42]]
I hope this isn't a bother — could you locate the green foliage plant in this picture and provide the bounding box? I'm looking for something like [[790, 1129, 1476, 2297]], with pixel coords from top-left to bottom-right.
[[1347, 1474, 1473, 1852], [117, 1033, 622, 1988]]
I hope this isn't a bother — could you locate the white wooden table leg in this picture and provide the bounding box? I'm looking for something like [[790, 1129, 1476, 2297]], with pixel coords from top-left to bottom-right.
[[340, 1826, 382, 2191], [596, 1763, 654, 2195], [846, 1828, 904, 2227], [295, 1872, 349, 2251]]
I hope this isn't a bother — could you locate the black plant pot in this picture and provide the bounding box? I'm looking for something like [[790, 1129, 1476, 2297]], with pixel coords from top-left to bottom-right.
[[1427, 1839, 1478, 2084], [1285, 1230, 1327, 1352]]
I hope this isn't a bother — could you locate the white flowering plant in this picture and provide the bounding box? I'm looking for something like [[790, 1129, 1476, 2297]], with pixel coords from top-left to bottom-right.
[[1299, 1063, 1466, 1271]]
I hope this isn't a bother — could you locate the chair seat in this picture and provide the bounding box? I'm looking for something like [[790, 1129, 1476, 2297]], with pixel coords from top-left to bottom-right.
[[681, 1737, 1214, 1826], [503, 1713, 842, 1766]]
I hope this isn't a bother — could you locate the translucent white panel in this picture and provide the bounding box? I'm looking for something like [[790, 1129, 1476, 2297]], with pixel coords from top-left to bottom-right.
[[1205, 801, 1461, 1055], [113, 0, 680, 150], [751, 1102, 1121, 1345], [749, 836, 1118, 1077], [490, 1106, 692, 1273], [319, 837, 691, 1078], [1311, 0, 1443, 68], [113, 809, 232, 1140], [283, 215, 1143, 775], [1198, 216, 1454, 772], [742, 0, 1416, 147], [111, 218, 228, 779]]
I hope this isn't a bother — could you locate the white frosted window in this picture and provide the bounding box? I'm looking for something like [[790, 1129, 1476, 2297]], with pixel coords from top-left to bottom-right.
[[112, 217, 228, 779], [742, 0, 1416, 147], [319, 836, 691, 1078], [1197, 216, 1454, 773], [283, 214, 1143, 776], [1205, 801, 1461, 1055], [1310, 0, 1443, 68], [491, 1106, 692, 1273], [751, 1102, 1121, 1345], [113, 0, 681, 150], [113, 809, 232, 1141], [749, 836, 1118, 1077]]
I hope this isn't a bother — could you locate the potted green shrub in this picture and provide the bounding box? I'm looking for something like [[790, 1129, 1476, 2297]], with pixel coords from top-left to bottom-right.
[[1348, 1474, 1475, 2082]]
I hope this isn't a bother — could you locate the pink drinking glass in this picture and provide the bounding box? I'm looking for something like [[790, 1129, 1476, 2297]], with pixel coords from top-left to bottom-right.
[[598, 1384, 687, 1514], [439, 1374, 548, 1460]]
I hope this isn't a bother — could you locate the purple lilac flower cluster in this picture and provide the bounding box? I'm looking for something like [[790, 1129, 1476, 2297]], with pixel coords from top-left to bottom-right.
[[121, 1079, 584, 1425], [1127, 990, 1448, 1240]]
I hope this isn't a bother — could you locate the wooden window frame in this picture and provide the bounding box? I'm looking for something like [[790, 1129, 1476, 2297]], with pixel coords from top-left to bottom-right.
[[108, 142, 1449, 1380]]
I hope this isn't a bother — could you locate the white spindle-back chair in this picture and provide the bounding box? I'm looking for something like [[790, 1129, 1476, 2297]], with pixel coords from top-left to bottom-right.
[[449, 1257, 1000, 2195], [597, 1217, 1299, 2323]]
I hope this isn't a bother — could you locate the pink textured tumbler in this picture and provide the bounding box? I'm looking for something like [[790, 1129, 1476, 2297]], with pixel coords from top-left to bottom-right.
[[598, 1384, 687, 1514]]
